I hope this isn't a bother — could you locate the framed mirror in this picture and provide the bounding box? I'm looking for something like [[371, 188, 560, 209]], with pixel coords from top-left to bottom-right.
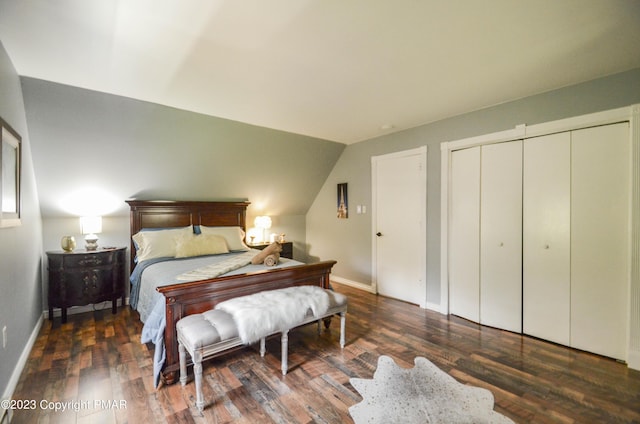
[[1, 117, 21, 228]]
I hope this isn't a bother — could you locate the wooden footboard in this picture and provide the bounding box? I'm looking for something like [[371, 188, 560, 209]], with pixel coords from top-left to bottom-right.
[[157, 260, 337, 384]]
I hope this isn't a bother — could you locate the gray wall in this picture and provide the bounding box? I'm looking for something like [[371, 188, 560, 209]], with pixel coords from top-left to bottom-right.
[[0, 42, 43, 403], [21, 78, 345, 263], [307, 67, 640, 307]]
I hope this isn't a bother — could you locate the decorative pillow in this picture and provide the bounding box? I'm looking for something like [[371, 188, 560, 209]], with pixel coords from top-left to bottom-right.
[[175, 233, 229, 258], [132, 226, 192, 263], [199, 226, 250, 251]]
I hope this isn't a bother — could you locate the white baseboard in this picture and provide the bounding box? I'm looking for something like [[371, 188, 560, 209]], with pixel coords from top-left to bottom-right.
[[1, 314, 43, 424], [628, 349, 640, 371], [330, 276, 445, 314], [330, 276, 376, 293], [426, 301, 444, 314]]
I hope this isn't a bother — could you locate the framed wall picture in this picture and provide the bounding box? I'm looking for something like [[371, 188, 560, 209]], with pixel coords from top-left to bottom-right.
[[1, 117, 21, 228], [337, 182, 348, 219]]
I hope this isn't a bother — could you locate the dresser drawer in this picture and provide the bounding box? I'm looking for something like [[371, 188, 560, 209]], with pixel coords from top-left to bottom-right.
[[62, 251, 115, 268]]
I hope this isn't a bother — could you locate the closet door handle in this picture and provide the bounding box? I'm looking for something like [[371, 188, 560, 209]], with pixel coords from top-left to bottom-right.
[[376, 232, 382, 237]]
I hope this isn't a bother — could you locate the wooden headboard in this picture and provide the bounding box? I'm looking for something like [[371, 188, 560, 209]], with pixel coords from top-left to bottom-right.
[[125, 200, 251, 271]]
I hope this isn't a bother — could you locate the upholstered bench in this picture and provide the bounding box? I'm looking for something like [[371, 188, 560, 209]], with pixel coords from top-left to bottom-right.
[[177, 287, 347, 412]]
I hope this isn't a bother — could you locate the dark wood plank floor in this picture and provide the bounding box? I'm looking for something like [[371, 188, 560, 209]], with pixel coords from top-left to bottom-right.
[[9, 283, 640, 423]]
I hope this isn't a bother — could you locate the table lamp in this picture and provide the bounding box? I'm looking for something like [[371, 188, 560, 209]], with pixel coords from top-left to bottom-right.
[[254, 215, 272, 244], [80, 216, 102, 251]]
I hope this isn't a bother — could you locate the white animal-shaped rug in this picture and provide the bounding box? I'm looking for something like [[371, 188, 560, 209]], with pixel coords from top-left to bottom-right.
[[349, 355, 515, 424]]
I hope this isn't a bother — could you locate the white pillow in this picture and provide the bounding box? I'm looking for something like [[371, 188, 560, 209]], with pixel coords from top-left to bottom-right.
[[132, 226, 192, 263], [175, 233, 229, 258], [199, 226, 250, 251]]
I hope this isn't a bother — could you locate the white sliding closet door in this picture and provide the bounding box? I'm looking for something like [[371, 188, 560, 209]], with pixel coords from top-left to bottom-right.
[[523, 133, 571, 345], [480, 141, 523, 332], [571, 123, 630, 360], [449, 147, 480, 322]]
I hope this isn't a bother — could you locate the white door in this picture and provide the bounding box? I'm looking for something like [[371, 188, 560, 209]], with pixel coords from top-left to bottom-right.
[[480, 140, 522, 333], [372, 147, 426, 306], [571, 123, 630, 360], [523, 132, 571, 345], [449, 147, 481, 322]]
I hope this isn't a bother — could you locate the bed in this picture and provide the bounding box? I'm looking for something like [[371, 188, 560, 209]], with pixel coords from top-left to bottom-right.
[[126, 200, 337, 385]]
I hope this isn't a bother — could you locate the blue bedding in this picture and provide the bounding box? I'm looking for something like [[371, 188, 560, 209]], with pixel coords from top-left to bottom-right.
[[131, 251, 303, 387]]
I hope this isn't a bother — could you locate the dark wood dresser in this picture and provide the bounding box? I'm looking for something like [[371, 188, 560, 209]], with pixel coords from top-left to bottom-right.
[[249, 241, 293, 259], [47, 247, 127, 323]]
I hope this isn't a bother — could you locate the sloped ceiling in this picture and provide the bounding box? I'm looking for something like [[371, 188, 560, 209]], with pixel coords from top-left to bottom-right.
[[1, 0, 640, 144], [20, 77, 345, 218]]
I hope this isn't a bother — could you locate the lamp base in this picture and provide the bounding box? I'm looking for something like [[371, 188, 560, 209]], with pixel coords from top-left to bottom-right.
[[85, 234, 99, 251]]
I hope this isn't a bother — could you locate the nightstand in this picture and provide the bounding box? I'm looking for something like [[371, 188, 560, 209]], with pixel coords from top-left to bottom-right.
[[47, 247, 127, 323], [249, 241, 293, 259]]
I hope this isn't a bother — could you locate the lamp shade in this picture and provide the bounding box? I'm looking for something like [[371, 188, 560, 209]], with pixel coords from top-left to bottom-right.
[[80, 216, 102, 235], [254, 216, 272, 244]]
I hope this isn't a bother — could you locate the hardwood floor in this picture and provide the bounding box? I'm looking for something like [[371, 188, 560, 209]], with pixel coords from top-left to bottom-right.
[[9, 283, 640, 423]]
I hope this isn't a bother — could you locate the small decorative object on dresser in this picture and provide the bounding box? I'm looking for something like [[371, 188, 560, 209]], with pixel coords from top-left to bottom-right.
[[60, 236, 76, 252], [250, 241, 293, 259], [47, 247, 126, 323]]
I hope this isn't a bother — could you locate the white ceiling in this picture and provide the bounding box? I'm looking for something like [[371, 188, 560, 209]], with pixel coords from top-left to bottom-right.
[[1, 0, 640, 144]]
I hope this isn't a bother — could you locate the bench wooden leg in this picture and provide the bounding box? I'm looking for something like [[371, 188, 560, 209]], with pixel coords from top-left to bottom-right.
[[179, 342, 187, 386], [281, 330, 289, 375], [193, 351, 204, 412], [339, 311, 346, 348]]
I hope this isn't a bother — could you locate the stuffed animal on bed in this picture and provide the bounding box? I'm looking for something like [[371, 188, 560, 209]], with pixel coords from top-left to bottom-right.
[[251, 242, 282, 266]]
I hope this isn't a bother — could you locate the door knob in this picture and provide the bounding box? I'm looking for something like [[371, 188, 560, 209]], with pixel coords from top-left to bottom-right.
[[376, 232, 382, 237]]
